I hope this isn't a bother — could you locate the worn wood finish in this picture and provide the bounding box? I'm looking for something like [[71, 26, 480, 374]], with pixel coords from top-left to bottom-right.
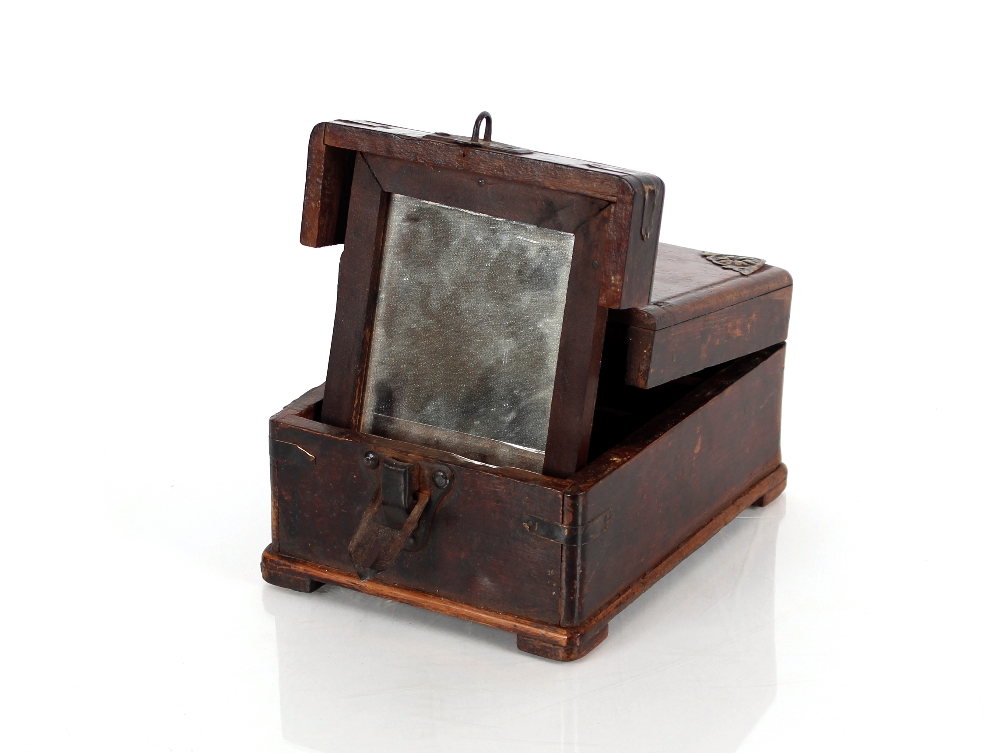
[[565, 462, 788, 641], [274, 120, 794, 660], [262, 462, 787, 661], [364, 151, 613, 476], [754, 473, 787, 506], [320, 155, 389, 429], [273, 390, 572, 624], [564, 343, 786, 624], [261, 544, 570, 644], [541, 209, 609, 477], [627, 244, 792, 328], [363, 154, 611, 232], [610, 244, 792, 388], [516, 625, 609, 661], [300, 123, 356, 247], [265, 344, 787, 658], [303, 120, 664, 309], [319, 148, 615, 477], [625, 287, 792, 388]]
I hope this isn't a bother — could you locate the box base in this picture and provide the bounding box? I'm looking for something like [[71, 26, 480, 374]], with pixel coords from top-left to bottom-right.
[[261, 462, 787, 661]]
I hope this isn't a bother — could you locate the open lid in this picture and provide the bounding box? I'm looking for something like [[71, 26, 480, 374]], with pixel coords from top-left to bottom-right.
[[609, 243, 793, 389], [301, 114, 664, 477]]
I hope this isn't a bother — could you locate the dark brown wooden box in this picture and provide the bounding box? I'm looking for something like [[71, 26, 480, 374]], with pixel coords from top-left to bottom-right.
[[263, 343, 787, 661], [261, 119, 791, 660]]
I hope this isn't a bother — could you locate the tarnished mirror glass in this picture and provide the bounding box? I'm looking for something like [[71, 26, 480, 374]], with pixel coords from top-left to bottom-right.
[[360, 194, 575, 472]]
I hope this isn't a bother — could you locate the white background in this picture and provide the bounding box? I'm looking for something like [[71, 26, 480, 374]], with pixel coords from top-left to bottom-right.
[[2, 1, 998, 750]]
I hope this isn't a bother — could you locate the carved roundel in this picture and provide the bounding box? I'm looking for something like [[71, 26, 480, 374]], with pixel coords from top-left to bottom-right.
[[702, 252, 766, 276]]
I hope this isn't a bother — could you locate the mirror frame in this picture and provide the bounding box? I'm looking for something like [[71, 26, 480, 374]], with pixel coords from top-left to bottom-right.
[[303, 121, 663, 477]]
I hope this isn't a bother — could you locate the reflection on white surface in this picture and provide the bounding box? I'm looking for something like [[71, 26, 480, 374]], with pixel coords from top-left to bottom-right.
[[263, 498, 785, 753]]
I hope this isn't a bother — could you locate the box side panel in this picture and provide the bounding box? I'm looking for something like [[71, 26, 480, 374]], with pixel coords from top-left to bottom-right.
[[628, 286, 792, 388], [270, 420, 566, 624], [570, 345, 785, 625]]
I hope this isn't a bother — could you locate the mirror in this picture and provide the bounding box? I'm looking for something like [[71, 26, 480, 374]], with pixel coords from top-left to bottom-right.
[[360, 194, 575, 472]]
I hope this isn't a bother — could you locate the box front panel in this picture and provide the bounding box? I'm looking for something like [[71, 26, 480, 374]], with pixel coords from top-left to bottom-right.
[[271, 419, 566, 624]]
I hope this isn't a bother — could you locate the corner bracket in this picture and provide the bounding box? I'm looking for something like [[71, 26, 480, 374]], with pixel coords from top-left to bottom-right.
[[522, 510, 612, 547]]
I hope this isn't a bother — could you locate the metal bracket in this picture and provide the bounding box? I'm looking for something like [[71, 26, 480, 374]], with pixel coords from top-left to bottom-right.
[[638, 175, 659, 241], [522, 509, 612, 547], [348, 451, 455, 581]]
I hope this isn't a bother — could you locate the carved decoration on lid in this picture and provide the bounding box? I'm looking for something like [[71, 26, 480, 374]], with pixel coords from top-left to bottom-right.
[[702, 252, 766, 276]]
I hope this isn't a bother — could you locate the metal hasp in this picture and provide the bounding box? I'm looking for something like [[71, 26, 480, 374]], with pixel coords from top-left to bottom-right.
[[348, 452, 455, 581], [378, 459, 417, 529]]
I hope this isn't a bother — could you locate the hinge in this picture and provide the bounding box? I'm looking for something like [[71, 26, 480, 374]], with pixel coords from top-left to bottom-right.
[[638, 175, 659, 241]]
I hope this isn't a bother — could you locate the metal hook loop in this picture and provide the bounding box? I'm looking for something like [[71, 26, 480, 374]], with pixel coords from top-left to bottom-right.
[[471, 111, 492, 142]]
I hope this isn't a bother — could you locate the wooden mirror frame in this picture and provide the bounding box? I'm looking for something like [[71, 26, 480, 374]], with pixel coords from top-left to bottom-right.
[[301, 120, 664, 478]]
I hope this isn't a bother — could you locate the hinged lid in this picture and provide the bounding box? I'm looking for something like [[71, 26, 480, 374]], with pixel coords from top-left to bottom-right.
[[302, 114, 665, 478], [300, 118, 664, 310], [609, 244, 792, 389]]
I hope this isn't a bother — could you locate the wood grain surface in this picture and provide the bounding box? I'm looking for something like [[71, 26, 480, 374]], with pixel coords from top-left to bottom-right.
[[564, 344, 786, 624], [318, 144, 615, 477], [266, 344, 787, 657], [301, 120, 664, 309], [609, 244, 792, 388]]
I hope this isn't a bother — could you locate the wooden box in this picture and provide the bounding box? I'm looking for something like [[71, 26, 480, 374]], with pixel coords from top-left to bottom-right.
[[261, 118, 791, 660]]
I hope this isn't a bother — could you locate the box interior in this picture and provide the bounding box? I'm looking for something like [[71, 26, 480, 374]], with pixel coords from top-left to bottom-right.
[[587, 326, 728, 462], [289, 348, 731, 478]]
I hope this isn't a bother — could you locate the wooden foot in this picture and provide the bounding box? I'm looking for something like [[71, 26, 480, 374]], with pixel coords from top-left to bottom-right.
[[516, 624, 608, 661], [753, 464, 787, 506], [261, 555, 323, 592]]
